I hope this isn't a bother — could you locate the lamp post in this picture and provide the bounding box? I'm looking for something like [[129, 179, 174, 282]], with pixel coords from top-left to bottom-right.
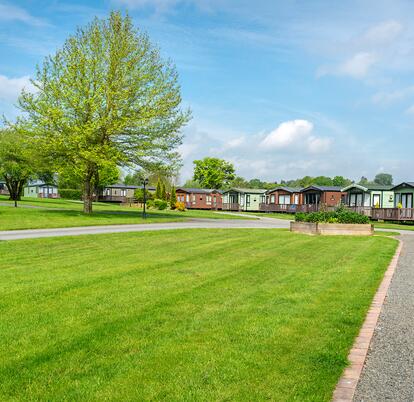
[[142, 178, 149, 219]]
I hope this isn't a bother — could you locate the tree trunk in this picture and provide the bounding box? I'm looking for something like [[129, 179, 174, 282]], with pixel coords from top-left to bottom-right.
[[5, 178, 24, 207], [83, 166, 95, 214]]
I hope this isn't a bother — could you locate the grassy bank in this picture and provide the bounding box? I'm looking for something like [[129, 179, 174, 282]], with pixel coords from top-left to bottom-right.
[[0, 197, 252, 230], [0, 230, 397, 400]]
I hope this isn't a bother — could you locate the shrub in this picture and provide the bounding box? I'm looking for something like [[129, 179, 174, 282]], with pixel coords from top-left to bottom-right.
[[175, 201, 186, 211], [134, 188, 153, 203], [146, 199, 155, 209], [170, 185, 177, 209], [295, 208, 369, 224], [59, 189, 82, 200], [154, 198, 168, 210]]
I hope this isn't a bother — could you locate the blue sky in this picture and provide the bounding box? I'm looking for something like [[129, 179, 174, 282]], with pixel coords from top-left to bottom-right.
[[1, 0, 414, 183]]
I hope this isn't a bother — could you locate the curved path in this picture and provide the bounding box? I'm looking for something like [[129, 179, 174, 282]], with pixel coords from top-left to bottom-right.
[[353, 233, 414, 401], [0, 216, 290, 241]]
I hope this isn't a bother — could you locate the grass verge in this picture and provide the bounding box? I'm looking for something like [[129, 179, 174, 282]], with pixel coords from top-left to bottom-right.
[[0, 200, 252, 230], [0, 229, 397, 401]]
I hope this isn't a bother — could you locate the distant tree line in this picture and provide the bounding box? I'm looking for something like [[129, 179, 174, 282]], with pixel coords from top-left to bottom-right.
[[178, 156, 394, 190]]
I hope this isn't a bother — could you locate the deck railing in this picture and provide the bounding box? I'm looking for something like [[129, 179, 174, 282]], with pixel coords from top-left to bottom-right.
[[259, 204, 332, 213], [371, 208, 414, 221], [345, 206, 372, 216], [222, 202, 240, 211]]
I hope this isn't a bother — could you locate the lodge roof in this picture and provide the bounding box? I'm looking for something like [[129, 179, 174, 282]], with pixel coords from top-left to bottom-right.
[[266, 186, 302, 194], [223, 188, 267, 194], [342, 183, 394, 192], [105, 184, 156, 191], [176, 187, 222, 194], [301, 185, 342, 192], [391, 182, 414, 190]]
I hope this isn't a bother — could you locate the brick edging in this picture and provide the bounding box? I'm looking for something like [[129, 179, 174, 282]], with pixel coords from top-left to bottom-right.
[[332, 238, 403, 402]]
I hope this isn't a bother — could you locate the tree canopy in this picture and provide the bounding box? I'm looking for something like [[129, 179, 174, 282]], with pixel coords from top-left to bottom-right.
[[18, 11, 190, 213], [0, 128, 36, 206], [374, 173, 393, 186], [193, 157, 235, 189]]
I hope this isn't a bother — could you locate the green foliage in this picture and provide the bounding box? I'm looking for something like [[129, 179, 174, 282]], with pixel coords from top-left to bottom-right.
[[359, 176, 369, 185], [193, 157, 235, 189], [59, 189, 82, 200], [18, 11, 190, 213], [124, 171, 144, 186], [161, 182, 167, 200], [332, 175, 351, 187], [374, 173, 393, 186], [182, 179, 202, 188], [154, 198, 168, 210], [175, 201, 186, 211], [155, 179, 162, 199], [312, 176, 333, 186], [170, 185, 177, 209], [295, 207, 370, 224], [0, 128, 36, 204], [134, 188, 153, 203]]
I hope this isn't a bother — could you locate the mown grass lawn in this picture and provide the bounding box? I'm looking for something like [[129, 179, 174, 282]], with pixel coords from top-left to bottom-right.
[[0, 230, 397, 401], [0, 199, 251, 230]]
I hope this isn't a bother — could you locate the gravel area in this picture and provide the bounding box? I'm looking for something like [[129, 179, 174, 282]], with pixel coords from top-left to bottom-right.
[[354, 234, 414, 401]]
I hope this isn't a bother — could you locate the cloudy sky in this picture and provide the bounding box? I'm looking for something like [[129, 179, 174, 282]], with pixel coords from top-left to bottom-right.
[[1, 0, 414, 183]]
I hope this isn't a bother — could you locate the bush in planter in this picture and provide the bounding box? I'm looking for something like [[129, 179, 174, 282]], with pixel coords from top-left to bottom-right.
[[295, 208, 369, 224]]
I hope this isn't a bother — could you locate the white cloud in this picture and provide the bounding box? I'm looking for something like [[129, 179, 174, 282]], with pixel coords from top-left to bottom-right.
[[260, 119, 313, 149], [307, 136, 332, 153], [405, 105, 414, 115], [0, 3, 47, 26], [361, 20, 403, 46], [0, 75, 35, 102], [319, 52, 378, 79], [336, 52, 378, 78], [372, 85, 414, 105], [259, 119, 330, 153]]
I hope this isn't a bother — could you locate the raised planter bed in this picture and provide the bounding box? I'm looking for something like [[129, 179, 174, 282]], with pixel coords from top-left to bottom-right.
[[290, 221, 373, 236]]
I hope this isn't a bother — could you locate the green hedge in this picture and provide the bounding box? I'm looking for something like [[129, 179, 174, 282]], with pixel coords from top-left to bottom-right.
[[59, 189, 82, 200], [295, 207, 370, 224]]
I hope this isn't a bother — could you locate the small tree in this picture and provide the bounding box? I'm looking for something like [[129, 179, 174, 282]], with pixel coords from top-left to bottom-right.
[[155, 178, 162, 199], [0, 128, 35, 207], [193, 157, 235, 189], [161, 182, 167, 200], [18, 11, 190, 213], [170, 185, 177, 208]]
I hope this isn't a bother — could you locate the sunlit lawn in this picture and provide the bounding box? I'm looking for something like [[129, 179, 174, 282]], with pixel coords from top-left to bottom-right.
[[0, 196, 252, 230], [0, 229, 397, 401]]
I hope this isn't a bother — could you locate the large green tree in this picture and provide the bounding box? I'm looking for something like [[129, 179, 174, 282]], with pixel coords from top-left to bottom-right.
[[0, 128, 35, 206], [374, 173, 393, 186], [193, 157, 235, 189], [18, 11, 190, 213]]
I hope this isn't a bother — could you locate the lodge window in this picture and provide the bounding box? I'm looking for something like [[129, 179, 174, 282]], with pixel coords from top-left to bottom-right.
[[270, 195, 275, 203], [206, 196, 212, 204], [279, 195, 290, 205]]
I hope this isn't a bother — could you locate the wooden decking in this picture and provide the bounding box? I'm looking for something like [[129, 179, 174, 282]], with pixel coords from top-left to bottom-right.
[[259, 204, 330, 213], [259, 203, 414, 221], [371, 208, 414, 221], [222, 203, 241, 211]]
